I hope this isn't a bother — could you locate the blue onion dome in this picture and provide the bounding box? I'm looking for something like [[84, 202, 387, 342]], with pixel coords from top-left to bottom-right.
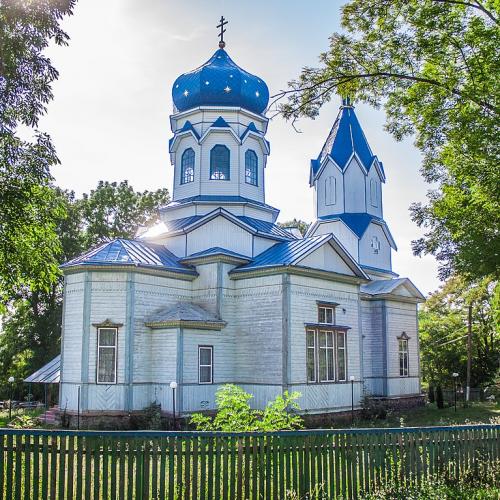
[[172, 48, 269, 115]]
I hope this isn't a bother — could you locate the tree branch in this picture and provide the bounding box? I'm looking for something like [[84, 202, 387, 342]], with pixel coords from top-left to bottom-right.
[[432, 0, 498, 23]]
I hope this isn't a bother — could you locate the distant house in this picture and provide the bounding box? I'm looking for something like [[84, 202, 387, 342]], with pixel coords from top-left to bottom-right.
[[58, 38, 424, 421]]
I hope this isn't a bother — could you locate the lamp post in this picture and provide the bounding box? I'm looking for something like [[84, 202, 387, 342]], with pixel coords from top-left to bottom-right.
[[349, 375, 355, 425], [170, 381, 178, 429], [7, 376, 15, 420], [452, 373, 459, 412]]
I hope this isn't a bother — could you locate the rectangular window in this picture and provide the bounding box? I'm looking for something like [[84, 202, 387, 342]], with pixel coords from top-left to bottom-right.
[[399, 339, 409, 377], [306, 330, 317, 382], [336, 331, 347, 381], [306, 329, 347, 383], [318, 305, 335, 325], [97, 328, 117, 384], [199, 346, 213, 384]]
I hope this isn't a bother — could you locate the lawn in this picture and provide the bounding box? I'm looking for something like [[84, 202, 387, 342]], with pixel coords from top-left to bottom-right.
[[347, 401, 500, 429], [0, 408, 45, 428]]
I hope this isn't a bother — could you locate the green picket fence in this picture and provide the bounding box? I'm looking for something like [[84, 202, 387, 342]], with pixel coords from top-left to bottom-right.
[[0, 424, 498, 499]]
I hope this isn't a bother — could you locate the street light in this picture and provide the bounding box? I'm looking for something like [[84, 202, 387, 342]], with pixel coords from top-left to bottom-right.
[[7, 376, 15, 420], [452, 373, 459, 412], [170, 381, 178, 429], [349, 375, 355, 425]]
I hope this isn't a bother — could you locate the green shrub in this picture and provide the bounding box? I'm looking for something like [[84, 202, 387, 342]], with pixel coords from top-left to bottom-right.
[[190, 384, 304, 432]]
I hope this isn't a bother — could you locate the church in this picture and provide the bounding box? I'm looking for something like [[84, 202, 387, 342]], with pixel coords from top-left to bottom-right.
[[58, 30, 425, 421]]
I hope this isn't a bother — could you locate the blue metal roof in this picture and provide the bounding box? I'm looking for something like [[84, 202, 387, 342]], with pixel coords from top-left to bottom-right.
[[312, 100, 384, 177], [181, 247, 251, 262], [168, 120, 201, 150], [25, 355, 60, 384], [233, 235, 332, 271], [61, 239, 197, 275], [172, 48, 269, 115], [212, 116, 230, 128], [162, 195, 279, 212], [163, 215, 203, 232], [238, 216, 294, 240], [318, 213, 396, 247]]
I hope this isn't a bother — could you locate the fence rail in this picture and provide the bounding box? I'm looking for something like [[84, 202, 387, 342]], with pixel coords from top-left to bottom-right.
[[0, 425, 498, 499]]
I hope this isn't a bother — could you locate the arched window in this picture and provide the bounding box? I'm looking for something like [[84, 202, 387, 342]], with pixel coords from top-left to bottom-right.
[[180, 148, 195, 184], [210, 145, 230, 180], [370, 179, 378, 207], [325, 176, 336, 205], [245, 149, 258, 186]]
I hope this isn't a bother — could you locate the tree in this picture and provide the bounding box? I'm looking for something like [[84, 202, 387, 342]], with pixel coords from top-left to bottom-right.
[[419, 275, 499, 389], [0, 181, 169, 398], [190, 384, 304, 431], [276, 0, 499, 281], [0, 0, 76, 304], [277, 219, 311, 237]]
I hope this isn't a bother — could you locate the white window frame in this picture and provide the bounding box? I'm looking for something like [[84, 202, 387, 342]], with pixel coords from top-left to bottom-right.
[[336, 330, 347, 382], [96, 327, 118, 385], [318, 305, 336, 325], [399, 339, 409, 377], [306, 329, 347, 383], [198, 345, 213, 384], [319, 330, 335, 382], [370, 179, 378, 207]]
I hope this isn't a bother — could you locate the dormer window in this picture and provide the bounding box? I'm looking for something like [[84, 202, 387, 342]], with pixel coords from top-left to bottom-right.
[[210, 145, 230, 180], [181, 148, 195, 184], [245, 149, 258, 186]]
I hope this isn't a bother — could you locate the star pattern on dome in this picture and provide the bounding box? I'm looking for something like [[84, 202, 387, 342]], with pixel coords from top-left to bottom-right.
[[172, 48, 269, 114]]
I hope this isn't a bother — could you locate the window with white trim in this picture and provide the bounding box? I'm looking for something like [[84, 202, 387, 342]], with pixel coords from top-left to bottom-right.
[[97, 328, 117, 384], [306, 329, 347, 383], [181, 148, 195, 184], [318, 305, 336, 325], [210, 145, 230, 180], [245, 149, 258, 186], [198, 346, 213, 384], [399, 339, 409, 377]]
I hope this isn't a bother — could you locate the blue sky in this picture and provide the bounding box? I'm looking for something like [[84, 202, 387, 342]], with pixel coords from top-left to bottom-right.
[[42, 0, 440, 294]]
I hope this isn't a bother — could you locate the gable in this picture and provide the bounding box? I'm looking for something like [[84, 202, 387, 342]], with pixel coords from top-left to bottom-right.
[[299, 243, 356, 276], [186, 215, 253, 256]]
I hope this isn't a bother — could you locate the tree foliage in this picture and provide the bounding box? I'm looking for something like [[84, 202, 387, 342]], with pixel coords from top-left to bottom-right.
[[190, 384, 304, 432], [277, 0, 499, 281], [0, 0, 76, 304], [0, 181, 169, 398], [419, 275, 499, 389], [277, 219, 311, 237]]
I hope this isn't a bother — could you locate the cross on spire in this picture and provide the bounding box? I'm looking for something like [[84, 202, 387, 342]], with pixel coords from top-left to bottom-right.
[[217, 16, 228, 48]]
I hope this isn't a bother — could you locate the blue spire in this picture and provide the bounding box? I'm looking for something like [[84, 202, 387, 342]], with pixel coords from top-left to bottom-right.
[[311, 98, 384, 178]]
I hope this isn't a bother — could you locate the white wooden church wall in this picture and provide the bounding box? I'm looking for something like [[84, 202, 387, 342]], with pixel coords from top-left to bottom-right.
[[385, 300, 420, 396], [315, 159, 344, 218], [172, 134, 201, 201], [299, 244, 356, 275], [344, 158, 366, 213], [361, 300, 386, 396], [308, 221, 359, 261], [365, 165, 383, 218], [359, 223, 392, 270], [186, 216, 253, 256], [288, 275, 363, 412], [239, 135, 266, 202]]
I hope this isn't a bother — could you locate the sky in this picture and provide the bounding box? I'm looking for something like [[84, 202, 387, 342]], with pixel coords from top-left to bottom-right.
[[41, 0, 441, 295]]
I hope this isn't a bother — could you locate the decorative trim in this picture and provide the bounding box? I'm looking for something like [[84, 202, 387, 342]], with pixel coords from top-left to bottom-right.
[[304, 323, 351, 331], [360, 292, 424, 304], [92, 319, 124, 328], [230, 265, 368, 285], [397, 331, 411, 340], [316, 300, 340, 308], [145, 320, 227, 331], [62, 265, 198, 281], [80, 271, 92, 412], [180, 254, 251, 266]]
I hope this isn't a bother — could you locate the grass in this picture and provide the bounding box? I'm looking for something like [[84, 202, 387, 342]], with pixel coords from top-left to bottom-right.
[[344, 401, 500, 429], [0, 407, 45, 428]]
